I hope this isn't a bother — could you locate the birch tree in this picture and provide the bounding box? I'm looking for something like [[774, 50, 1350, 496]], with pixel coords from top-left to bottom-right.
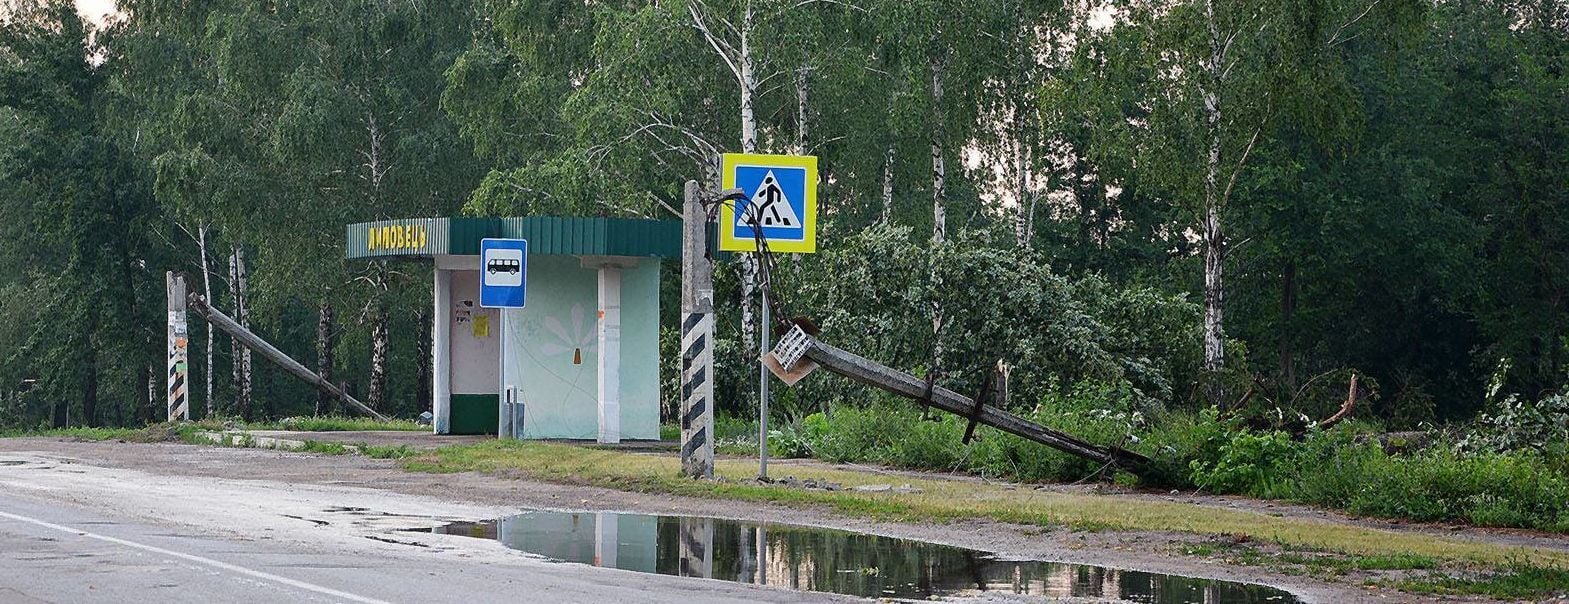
[[1097, 0, 1420, 403]]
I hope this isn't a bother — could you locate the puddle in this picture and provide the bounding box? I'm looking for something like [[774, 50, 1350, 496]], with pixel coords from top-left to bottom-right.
[[409, 511, 1300, 602]]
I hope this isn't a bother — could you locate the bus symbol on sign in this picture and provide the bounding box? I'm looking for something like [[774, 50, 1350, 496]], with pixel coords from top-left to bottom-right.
[[480, 239, 527, 308], [487, 258, 521, 275]]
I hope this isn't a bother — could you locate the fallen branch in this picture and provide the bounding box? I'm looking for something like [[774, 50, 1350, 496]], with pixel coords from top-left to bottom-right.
[[1318, 373, 1358, 429]]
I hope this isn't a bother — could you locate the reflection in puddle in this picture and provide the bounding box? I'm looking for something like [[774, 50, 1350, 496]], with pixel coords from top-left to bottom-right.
[[410, 511, 1300, 602]]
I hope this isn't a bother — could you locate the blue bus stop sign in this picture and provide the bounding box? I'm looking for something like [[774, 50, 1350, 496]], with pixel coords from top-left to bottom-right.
[[480, 238, 527, 308]]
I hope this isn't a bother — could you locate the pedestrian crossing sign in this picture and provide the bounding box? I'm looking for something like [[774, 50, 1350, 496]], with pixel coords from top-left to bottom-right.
[[719, 153, 818, 253]]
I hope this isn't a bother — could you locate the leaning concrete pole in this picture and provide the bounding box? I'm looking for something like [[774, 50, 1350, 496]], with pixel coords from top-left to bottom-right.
[[166, 272, 191, 421], [680, 180, 716, 479]]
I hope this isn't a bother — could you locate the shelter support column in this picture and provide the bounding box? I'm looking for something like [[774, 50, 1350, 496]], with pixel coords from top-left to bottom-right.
[[597, 265, 622, 444], [433, 265, 452, 434]]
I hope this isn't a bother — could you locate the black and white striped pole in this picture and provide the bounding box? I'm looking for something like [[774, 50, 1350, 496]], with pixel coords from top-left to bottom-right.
[[166, 272, 191, 421], [680, 181, 717, 479]]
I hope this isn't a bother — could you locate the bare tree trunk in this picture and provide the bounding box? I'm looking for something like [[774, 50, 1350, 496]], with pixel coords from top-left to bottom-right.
[[881, 146, 895, 223], [368, 306, 389, 411], [1012, 113, 1033, 248], [229, 248, 253, 420], [931, 63, 947, 246], [228, 251, 240, 418], [315, 302, 335, 416], [737, 4, 759, 358], [1201, 0, 1226, 403], [1280, 259, 1296, 388], [930, 57, 947, 371], [198, 223, 214, 418], [82, 339, 98, 427], [795, 66, 809, 155], [416, 308, 431, 415], [144, 364, 155, 423]]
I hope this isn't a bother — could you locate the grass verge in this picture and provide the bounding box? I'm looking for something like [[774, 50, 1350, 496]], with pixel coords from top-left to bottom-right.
[[1388, 564, 1569, 600], [398, 440, 1569, 571], [247, 415, 424, 432]]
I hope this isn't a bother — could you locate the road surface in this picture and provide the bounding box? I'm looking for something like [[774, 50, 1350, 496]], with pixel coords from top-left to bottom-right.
[[0, 450, 841, 604]]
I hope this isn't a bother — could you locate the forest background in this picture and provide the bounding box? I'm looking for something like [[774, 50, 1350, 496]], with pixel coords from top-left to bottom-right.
[[0, 0, 1566, 523]]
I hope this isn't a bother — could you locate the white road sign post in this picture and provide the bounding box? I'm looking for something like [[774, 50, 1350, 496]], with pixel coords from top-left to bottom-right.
[[481, 238, 528, 439], [720, 153, 818, 480]]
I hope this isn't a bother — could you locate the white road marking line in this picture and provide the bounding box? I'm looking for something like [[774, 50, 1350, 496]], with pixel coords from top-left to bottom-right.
[[0, 509, 392, 604]]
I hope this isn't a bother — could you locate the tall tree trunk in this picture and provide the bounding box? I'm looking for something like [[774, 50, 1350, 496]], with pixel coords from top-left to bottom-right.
[[228, 251, 240, 418], [1012, 112, 1033, 248], [416, 308, 432, 415], [81, 341, 98, 427], [881, 146, 895, 223], [145, 364, 156, 423], [1280, 259, 1297, 389], [198, 223, 214, 419], [1201, 0, 1226, 404], [315, 302, 335, 416], [931, 62, 947, 246], [52, 397, 67, 428], [930, 57, 947, 372], [229, 248, 252, 420], [736, 4, 759, 358], [368, 305, 389, 411], [795, 66, 809, 155]]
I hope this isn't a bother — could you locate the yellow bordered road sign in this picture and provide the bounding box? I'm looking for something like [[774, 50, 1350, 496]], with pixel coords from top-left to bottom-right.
[[719, 153, 818, 253]]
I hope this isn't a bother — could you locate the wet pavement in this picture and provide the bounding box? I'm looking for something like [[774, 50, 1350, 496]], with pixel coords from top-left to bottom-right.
[[411, 510, 1302, 603]]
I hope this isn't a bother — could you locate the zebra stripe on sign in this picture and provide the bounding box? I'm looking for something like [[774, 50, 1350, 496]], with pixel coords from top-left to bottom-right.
[[679, 311, 714, 479]]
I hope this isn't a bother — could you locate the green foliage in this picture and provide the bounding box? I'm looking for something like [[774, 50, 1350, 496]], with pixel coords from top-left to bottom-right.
[[791, 224, 1200, 413], [1180, 423, 1569, 531], [1463, 393, 1569, 454], [1188, 429, 1300, 498]]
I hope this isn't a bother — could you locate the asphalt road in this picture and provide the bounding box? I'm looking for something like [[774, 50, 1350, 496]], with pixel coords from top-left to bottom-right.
[[0, 451, 838, 604]]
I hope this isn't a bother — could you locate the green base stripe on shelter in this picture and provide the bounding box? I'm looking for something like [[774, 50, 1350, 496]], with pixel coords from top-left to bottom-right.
[[449, 394, 498, 435]]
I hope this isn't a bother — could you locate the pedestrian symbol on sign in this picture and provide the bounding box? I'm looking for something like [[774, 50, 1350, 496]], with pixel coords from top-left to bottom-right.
[[737, 170, 802, 229], [720, 153, 817, 254]]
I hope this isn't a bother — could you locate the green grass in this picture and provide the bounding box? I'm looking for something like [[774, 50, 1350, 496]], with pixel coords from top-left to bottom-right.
[[0, 426, 146, 441], [249, 415, 423, 432], [1391, 564, 1569, 599], [1183, 542, 1441, 577], [0, 421, 225, 443], [396, 439, 1569, 570]]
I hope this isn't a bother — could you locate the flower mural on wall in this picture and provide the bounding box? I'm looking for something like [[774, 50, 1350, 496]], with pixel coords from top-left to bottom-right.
[[539, 303, 596, 365]]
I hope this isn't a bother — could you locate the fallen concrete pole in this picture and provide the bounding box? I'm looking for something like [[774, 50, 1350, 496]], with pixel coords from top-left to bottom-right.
[[187, 294, 390, 423], [796, 336, 1151, 473]]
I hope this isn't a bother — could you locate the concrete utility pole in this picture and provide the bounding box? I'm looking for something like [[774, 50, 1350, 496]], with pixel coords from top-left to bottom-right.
[[767, 330, 1152, 474], [680, 180, 716, 479], [166, 272, 190, 421], [187, 294, 389, 423]]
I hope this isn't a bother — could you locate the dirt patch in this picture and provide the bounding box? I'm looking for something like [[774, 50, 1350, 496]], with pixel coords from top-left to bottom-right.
[[0, 437, 1526, 603]]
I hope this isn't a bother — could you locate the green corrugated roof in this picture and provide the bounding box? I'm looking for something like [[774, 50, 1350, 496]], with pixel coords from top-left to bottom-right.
[[345, 216, 682, 260]]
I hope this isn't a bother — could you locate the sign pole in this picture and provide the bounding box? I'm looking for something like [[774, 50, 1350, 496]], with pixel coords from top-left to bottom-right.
[[166, 272, 190, 421], [680, 180, 716, 479], [758, 287, 769, 480], [480, 238, 528, 440]]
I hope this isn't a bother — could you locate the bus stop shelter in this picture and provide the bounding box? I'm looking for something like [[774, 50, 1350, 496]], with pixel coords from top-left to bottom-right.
[[346, 217, 680, 442]]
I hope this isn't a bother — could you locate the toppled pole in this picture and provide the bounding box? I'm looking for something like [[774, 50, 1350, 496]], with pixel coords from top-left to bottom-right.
[[784, 333, 1150, 473], [187, 294, 390, 423]]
